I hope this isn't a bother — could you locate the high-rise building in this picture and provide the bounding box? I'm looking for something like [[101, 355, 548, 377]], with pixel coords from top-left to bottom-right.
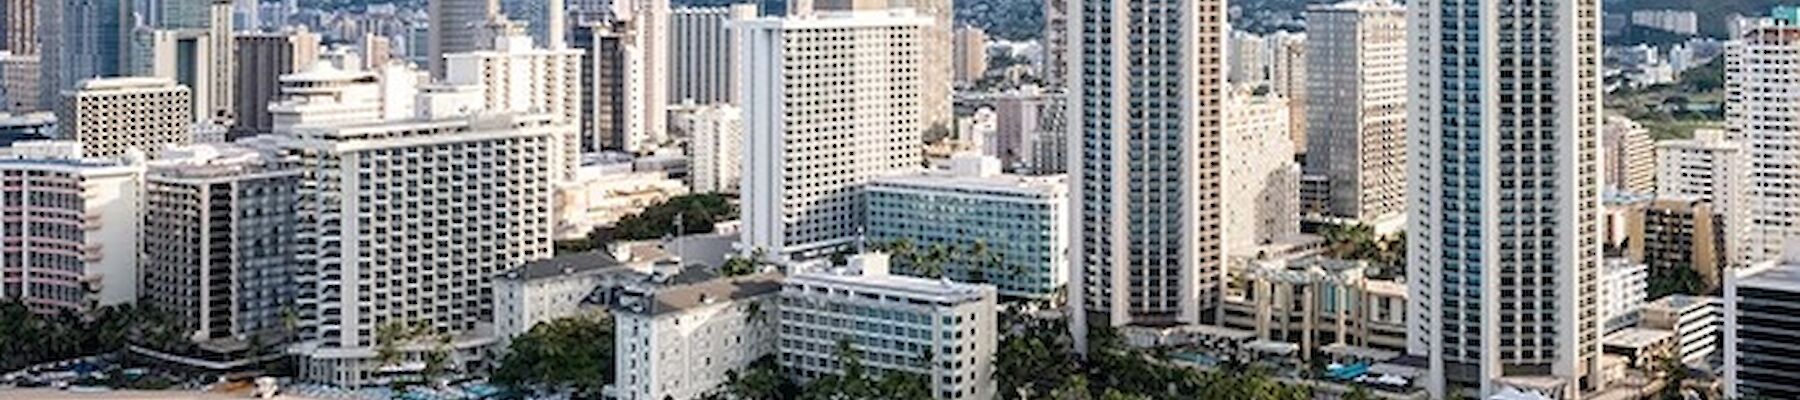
[[56, 77, 193, 160], [621, 0, 669, 152], [1070, 0, 1225, 337], [682, 104, 742, 194], [38, 0, 131, 108], [1301, 0, 1406, 223], [738, 11, 927, 262], [865, 153, 1069, 299], [986, 87, 1059, 170], [1640, 294, 1720, 368], [281, 103, 558, 388], [443, 20, 583, 181], [428, 0, 500, 77], [1600, 259, 1649, 334], [1727, 25, 1800, 264], [794, 0, 952, 137], [1267, 31, 1306, 151], [2, 0, 36, 55], [1227, 31, 1268, 86], [498, 0, 567, 49], [779, 254, 997, 400], [668, 4, 756, 106], [1629, 10, 1699, 36], [1040, 0, 1066, 87], [611, 272, 783, 400], [1657, 128, 1743, 205], [0, 141, 142, 315], [1626, 197, 1730, 291], [1603, 115, 1657, 195], [1406, 0, 1606, 396], [1725, 247, 1800, 399], [1656, 129, 1745, 264], [952, 26, 987, 84], [0, 52, 39, 112], [129, 29, 219, 123], [233, 28, 322, 138], [572, 22, 629, 152], [1221, 89, 1300, 256], [140, 0, 234, 123], [141, 143, 300, 346]]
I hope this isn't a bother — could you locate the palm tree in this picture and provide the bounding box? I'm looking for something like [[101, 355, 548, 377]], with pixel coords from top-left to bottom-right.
[[921, 244, 952, 278]]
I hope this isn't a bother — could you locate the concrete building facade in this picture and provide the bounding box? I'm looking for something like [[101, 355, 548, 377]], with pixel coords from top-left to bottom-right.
[[55, 77, 193, 160], [1301, 0, 1407, 223], [779, 254, 997, 400], [1069, 0, 1226, 337], [1405, 0, 1607, 395], [0, 141, 142, 315], [738, 11, 927, 262], [668, 4, 757, 106], [140, 143, 301, 345]]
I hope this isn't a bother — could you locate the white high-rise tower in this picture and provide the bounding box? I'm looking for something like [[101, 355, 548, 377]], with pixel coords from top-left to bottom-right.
[[1405, 0, 1605, 397], [1067, 0, 1227, 345]]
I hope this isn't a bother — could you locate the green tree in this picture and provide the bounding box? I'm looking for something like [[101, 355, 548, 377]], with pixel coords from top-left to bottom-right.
[[704, 357, 801, 400], [493, 314, 615, 396], [613, 193, 738, 240], [1649, 264, 1709, 298]]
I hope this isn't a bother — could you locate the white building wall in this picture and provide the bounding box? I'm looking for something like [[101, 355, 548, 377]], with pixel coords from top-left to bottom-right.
[[738, 12, 928, 262], [1222, 90, 1299, 257]]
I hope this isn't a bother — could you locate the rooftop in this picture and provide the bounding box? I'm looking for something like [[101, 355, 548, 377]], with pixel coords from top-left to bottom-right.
[[1603, 327, 1675, 349], [620, 272, 784, 316], [869, 170, 1066, 198], [1738, 260, 1800, 293], [1647, 294, 1717, 311], [502, 251, 629, 282], [75, 77, 178, 91]]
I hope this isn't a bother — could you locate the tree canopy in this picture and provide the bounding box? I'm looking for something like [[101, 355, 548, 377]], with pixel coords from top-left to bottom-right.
[[493, 314, 615, 396], [614, 193, 738, 241]]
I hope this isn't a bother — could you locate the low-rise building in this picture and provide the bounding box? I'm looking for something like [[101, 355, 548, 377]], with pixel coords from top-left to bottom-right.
[[610, 272, 784, 400], [555, 155, 690, 240], [779, 254, 997, 400], [864, 153, 1067, 300], [493, 252, 636, 344], [1602, 259, 1650, 334], [1641, 294, 1720, 368], [1221, 256, 1409, 355]]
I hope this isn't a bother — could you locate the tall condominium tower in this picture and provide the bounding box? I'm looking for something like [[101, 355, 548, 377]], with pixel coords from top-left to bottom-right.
[[668, 4, 757, 105], [38, 0, 131, 108], [572, 22, 629, 152], [233, 28, 322, 138], [1040, 0, 1066, 87], [795, 0, 952, 136], [1602, 115, 1656, 195], [1268, 31, 1306, 151], [428, 0, 500, 77], [1405, 0, 1605, 396], [1301, 0, 1406, 223], [621, 0, 669, 152], [56, 77, 193, 160], [1726, 24, 1800, 265], [0, 142, 142, 315], [3, 0, 36, 55], [738, 11, 927, 263], [443, 20, 583, 182], [141, 143, 301, 345], [130, 29, 218, 123], [1068, 0, 1226, 341], [141, 0, 235, 123]]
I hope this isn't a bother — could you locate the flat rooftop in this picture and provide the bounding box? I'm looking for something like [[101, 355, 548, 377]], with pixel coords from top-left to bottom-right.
[[1603, 327, 1675, 349], [502, 251, 628, 282]]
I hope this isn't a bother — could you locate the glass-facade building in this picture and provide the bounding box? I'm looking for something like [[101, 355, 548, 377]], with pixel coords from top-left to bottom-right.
[[864, 170, 1067, 300]]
